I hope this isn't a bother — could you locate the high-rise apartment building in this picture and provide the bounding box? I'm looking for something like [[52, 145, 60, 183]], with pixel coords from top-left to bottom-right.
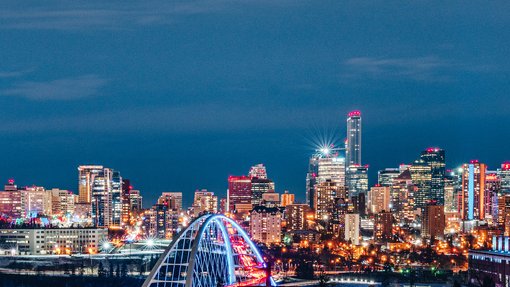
[[422, 202, 445, 239], [22, 186, 52, 217], [250, 206, 282, 245], [129, 189, 143, 214], [158, 192, 183, 211], [285, 203, 312, 231], [368, 185, 391, 214], [391, 170, 415, 223], [344, 213, 360, 245], [78, 165, 103, 204], [192, 189, 218, 217], [227, 176, 252, 213], [314, 179, 342, 220], [374, 211, 393, 242], [346, 110, 362, 166], [460, 160, 487, 220], [50, 189, 76, 216], [420, 148, 446, 205], [90, 168, 123, 227]]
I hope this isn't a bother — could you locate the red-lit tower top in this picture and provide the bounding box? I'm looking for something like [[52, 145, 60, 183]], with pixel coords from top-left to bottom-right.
[[348, 110, 361, 117]]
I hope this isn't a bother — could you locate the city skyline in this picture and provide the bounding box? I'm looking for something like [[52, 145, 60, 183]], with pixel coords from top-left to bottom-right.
[[1, 1, 510, 208]]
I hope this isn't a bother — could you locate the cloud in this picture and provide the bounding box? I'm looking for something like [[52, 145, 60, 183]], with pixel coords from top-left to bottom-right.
[[0, 0, 307, 30], [0, 68, 34, 78], [342, 56, 452, 82], [2, 75, 107, 100]]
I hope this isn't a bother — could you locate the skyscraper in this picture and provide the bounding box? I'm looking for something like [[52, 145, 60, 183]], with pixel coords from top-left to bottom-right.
[[227, 176, 252, 213], [306, 156, 319, 209], [346, 165, 369, 197], [249, 164, 267, 179], [422, 201, 445, 239], [251, 178, 275, 206], [368, 185, 391, 214], [192, 189, 218, 217], [78, 165, 103, 203], [280, 190, 295, 207], [460, 160, 487, 220], [377, 168, 401, 187], [346, 110, 362, 166], [409, 159, 432, 209], [158, 192, 183, 211], [498, 162, 510, 193], [420, 148, 446, 204]]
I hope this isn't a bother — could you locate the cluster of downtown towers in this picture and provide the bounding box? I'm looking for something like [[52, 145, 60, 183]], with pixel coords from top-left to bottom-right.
[[295, 111, 510, 231]]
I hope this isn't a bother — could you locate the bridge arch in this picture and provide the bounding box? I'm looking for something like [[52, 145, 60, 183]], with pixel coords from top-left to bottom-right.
[[142, 214, 274, 287]]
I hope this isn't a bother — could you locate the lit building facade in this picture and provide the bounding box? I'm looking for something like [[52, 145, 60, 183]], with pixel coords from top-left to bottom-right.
[[158, 192, 183, 211], [460, 160, 487, 220], [227, 176, 252, 213], [422, 202, 445, 239], [251, 178, 275, 206], [78, 165, 103, 204], [345, 213, 360, 245], [285, 203, 312, 231], [368, 185, 391, 214], [374, 211, 393, 242], [378, 168, 400, 187], [409, 159, 432, 209], [50, 189, 76, 216], [250, 206, 282, 245], [346, 110, 362, 166], [280, 190, 295, 207], [420, 148, 446, 205], [192, 189, 218, 217], [346, 165, 368, 198]]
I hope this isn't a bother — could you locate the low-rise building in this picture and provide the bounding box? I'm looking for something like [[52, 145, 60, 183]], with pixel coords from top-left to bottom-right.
[[0, 228, 107, 255]]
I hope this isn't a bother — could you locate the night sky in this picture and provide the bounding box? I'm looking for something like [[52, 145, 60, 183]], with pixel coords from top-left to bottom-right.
[[1, 1, 509, 207]]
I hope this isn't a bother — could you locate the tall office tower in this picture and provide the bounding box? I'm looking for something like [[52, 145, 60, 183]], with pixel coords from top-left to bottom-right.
[[420, 148, 446, 205], [110, 170, 122, 226], [485, 171, 501, 222], [332, 198, 349, 238], [318, 157, 346, 191], [129, 189, 143, 214], [285, 203, 312, 231], [192, 189, 218, 217], [249, 164, 267, 179], [91, 168, 113, 227], [227, 176, 252, 213], [78, 165, 103, 203], [0, 180, 22, 218], [158, 192, 183, 211], [378, 168, 401, 187], [306, 156, 319, 209], [391, 170, 415, 223], [22, 186, 51, 218], [314, 179, 341, 220], [422, 202, 445, 239], [50, 189, 76, 216], [409, 159, 432, 209], [460, 160, 487, 220], [344, 213, 360, 245], [368, 185, 391, 214], [121, 179, 131, 225], [280, 190, 295, 207], [251, 178, 275, 206], [498, 162, 510, 193], [250, 206, 282, 245], [346, 165, 369, 197], [346, 110, 362, 166], [374, 211, 393, 242]]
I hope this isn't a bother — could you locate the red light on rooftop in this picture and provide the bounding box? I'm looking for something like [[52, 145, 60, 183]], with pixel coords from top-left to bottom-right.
[[7, 179, 14, 185], [348, 110, 361, 117], [129, 185, 133, 190], [502, 163, 510, 171], [470, 159, 479, 164]]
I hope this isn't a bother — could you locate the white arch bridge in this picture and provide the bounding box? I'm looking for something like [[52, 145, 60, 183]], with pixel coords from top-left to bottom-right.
[[142, 214, 275, 287]]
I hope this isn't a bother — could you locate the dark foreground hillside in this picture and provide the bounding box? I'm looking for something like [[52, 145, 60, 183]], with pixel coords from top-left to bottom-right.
[[0, 274, 145, 287]]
